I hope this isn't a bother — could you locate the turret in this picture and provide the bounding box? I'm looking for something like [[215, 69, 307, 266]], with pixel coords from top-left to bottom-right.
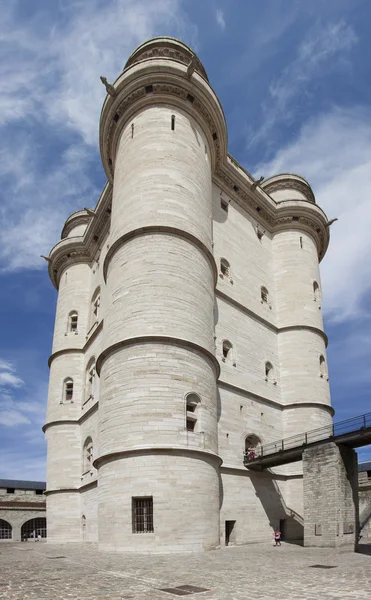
[[96, 37, 224, 551]]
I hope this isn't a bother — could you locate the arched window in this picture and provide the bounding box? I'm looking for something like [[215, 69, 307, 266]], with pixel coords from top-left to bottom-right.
[[85, 359, 96, 402], [185, 393, 201, 432], [313, 281, 321, 304], [68, 311, 78, 333], [222, 340, 233, 362], [244, 434, 261, 460], [319, 355, 327, 378], [90, 287, 101, 326], [261, 286, 269, 304], [220, 258, 230, 278], [0, 519, 12, 540], [265, 362, 274, 382], [21, 518, 46, 540], [83, 437, 93, 474], [63, 378, 74, 402]]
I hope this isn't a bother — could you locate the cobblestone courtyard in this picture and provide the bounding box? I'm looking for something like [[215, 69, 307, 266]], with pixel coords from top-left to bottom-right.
[[1, 541, 370, 600]]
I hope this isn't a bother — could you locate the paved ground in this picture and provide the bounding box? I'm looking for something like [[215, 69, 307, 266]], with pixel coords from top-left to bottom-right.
[[0, 541, 370, 600]]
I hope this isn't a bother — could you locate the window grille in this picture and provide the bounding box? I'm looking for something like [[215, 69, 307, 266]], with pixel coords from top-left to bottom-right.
[[132, 497, 154, 533], [21, 518, 47, 540], [0, 519, 12, 540]]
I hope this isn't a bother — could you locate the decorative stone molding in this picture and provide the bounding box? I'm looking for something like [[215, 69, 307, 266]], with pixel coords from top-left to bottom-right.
[[123, 37, 209, 81], [93, 446, 222, 470], [61, 210, 92, 240], [47, 40, 330, 285], [96, 335, 220, 379], [262, 174, 316, 204], [103, 226, 218, 286]]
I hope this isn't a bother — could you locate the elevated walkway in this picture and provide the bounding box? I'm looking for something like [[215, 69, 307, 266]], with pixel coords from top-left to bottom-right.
[[244, 412, 371, 470]]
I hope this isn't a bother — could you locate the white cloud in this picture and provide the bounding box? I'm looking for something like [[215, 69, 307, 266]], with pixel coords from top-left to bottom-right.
[[0, 0, 197, 272], [0, 410, 30, 427], [257, 106, 371, 323], [0, 359, 46, 428], [216, 9, 225, 31], [0, 359, 24, 388], [252, 20, 357, 145], [0, 372, 24, 388]]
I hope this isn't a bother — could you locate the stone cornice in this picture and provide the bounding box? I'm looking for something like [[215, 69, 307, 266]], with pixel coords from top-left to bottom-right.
[[93, 446, 222, 469], [262, 174, 315, 204], [96, 335, 220, 379], [218, 379, 334, 416], [216, 289, 328, 347], [103, 226, 217, 285], [61, 210, 91, 240], [48, 320, 104, 367], [42, 399, 99, 432], [46, 37, 330, 288], [123, 36, 209, 81], [44, 480, 97, 496], [47, 185, 112, 289]]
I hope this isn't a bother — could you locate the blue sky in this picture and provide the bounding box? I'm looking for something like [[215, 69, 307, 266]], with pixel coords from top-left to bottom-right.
[[1, 0, 371, 480]]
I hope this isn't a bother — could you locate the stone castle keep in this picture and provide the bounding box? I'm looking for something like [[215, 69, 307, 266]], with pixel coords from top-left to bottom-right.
[[44, 37, 333, 552]]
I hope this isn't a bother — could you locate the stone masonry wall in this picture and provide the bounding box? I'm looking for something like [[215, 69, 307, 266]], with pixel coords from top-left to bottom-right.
[[303, 442, 358, 548]]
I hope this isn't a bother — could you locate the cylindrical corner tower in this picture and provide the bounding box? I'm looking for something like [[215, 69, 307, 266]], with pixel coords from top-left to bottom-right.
[[45, 254, 92, 542], [263, 175, 333, 516], [95, 38, 225, 552]]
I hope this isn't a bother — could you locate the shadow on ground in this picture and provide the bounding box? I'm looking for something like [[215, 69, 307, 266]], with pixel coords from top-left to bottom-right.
[[357, 542, 371, 556]]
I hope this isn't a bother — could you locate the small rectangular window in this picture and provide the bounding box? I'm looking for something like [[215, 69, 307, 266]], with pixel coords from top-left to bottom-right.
[[65, 382, 73, 401], [6, 488, 15, 494], [35, 489, 43, 495], [132, 497, 153, 533], [171, 115, 175, 131], [221, 199, 228, 212], [186, 419, 196, 432]]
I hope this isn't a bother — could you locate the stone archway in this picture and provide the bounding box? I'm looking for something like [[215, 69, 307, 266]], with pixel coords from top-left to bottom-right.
[[21, 517, 47, 540], [0, 518, 12, 541]]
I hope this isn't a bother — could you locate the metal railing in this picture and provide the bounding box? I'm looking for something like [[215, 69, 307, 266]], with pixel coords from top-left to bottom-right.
[[244, 411, 371, 463]]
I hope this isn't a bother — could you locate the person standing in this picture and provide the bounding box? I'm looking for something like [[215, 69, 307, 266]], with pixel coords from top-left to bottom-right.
[[274, 530, 281, 546]]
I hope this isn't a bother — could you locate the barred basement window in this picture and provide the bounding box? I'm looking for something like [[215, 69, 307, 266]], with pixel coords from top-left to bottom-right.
[[132, 497, 153, 533]]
